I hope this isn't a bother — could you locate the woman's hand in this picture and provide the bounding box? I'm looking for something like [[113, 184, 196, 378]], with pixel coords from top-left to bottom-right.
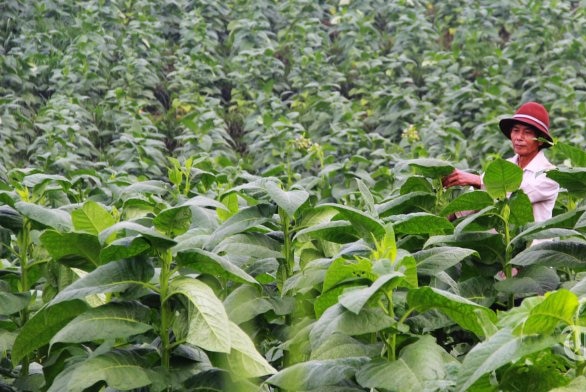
[[442, 169, 482, 189]]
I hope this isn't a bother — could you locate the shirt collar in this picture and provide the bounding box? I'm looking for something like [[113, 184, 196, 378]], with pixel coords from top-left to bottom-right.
[[511, 150, 552, 172]]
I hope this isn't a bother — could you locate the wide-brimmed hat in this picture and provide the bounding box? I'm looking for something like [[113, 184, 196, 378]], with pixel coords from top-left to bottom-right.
[[499, 102, 553, 147]]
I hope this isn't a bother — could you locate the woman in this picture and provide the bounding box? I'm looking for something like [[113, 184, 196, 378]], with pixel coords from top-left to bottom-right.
[[442, 101, 559, 223]]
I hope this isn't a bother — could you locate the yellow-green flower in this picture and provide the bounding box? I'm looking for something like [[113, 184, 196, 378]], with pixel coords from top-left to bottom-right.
[[401, 124, 420, 143]]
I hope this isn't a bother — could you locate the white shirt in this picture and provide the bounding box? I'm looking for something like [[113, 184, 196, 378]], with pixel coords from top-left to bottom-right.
[[506, 150, 559, 222], [455, 151, 559, 224]]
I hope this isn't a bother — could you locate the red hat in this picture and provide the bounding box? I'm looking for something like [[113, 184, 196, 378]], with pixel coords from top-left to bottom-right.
[[499, 102, 553, 147]]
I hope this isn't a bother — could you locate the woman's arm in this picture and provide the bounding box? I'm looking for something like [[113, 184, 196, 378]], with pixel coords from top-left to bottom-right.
[[442, 169, 482, 189]]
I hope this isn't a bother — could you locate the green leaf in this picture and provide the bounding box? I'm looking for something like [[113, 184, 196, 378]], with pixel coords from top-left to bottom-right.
[[266, 357, 369, 391], [394, 254, 418, 288], [22, 173, 70, 188], [47, 349, 155, 392], [181, 368, 261, 392], [121, 198, 155, 219], [377, 191, 436, 217], [458, 277, 497, 307], [51, 302, 152, 344], [519, 289, 578, 335], [453, 206, 497, 237], [547, 167, 586, 196], [218, 192, 239, 221], [314, 284, 356, 318], [0, 192, 17, 208], [322, 257, 375, 292], [483, 158, 522, 200], [0, 205, 23, 232], [15, 201, 72, 231], [295, 220, 359, 243], [119, 180, 168, 198], [40, 230, 101, 270], [497, 296, 542, 329], [153, 205, 192, 237], [338, 272, 404, 314], [414, 246, 478, 275], [400, 176, 434, 194], [183, 195, 230, 212], [494, 266, 560, 295], [456, 328, 558, 392], [100, 236, 151, 263], [98, 221, 176, 250], [12, 300, 88, 365], [204, 204, 276, 249], [426, 231, 505, 263], [515, 210, 583, 243], [508, 190, 534, 225], [50, 258, 154, 304], [310, 334, 382, 360], [185, 205, 220, 231], [71, 200, 115, 235], [405, 158, 454, 178], [392, 213, 453, 235], [0, 330, 16, 353], [0, 292, 30, 315], [356, 179, 377, 216], [222, 321, 276, 379], [223, 285, 273, 324], [283, 265, 329, 295], [549, 376, 586, 391], [440, 191, 494, 217], [168, 277, 231, 353], [176, 248, 258, 285], [356, 335, 456, 391], [315, 203, 386, 240], [510, 241, 586, 269], [407, 287, 497, 338], [309, 304, 394, 350], [568, 275, 586, 297], [264, 181, 309, 217], [372, 223, 398, 264], [552, 141, 586, 167], [214, 232, 282, 259], [298, 206, 340, 228]]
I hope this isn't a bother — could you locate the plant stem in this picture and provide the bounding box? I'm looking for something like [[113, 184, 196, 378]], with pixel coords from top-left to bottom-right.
[[574, 325, 581, 356], [502, 209, 515, 309], [572, 315, 586, 375], [434, 179, 444, 213], [17, 219, 31, 377], [278, 208, 296, 368], [385, 292, 396, 361], [159, 249, 173, 370], [387, 293, 395, 319], [280, 208, 293, 285], [285, 149, 293, 189], [18, 222, 30, 300]]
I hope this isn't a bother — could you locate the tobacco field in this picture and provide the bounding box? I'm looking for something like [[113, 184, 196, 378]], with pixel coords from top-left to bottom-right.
[[3, 0, 586, 391]]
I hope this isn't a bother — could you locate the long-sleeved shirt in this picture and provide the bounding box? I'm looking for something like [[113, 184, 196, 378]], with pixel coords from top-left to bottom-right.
[[457, 150, 559, 223], [506, 150, 559, 222]]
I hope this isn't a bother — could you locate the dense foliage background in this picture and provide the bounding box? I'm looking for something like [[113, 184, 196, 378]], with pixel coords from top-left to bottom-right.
[[2, 0, 586, 391]]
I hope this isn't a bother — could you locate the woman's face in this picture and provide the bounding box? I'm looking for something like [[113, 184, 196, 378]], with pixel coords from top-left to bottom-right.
[[510, 123, 542, 158]]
